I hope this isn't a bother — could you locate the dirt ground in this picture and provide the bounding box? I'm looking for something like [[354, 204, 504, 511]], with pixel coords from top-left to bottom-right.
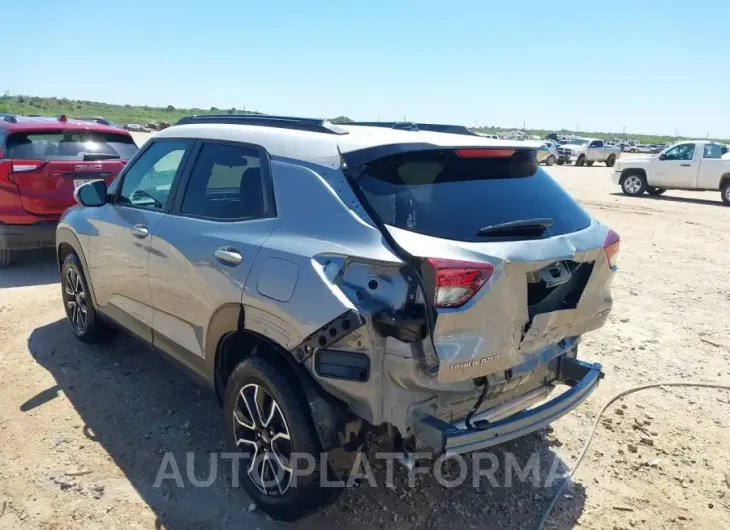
[[1, 155, 730, 530]]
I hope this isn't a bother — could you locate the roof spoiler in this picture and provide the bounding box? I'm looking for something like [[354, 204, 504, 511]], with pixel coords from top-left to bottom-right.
[[346, 121, 478, 136], [174, 114, 349, 135]]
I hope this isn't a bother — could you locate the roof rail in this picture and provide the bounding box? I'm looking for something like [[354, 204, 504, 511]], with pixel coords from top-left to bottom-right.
[[174, 114, 349, 135], [0, 113, 18, 123], [346, 121, 478, 136]]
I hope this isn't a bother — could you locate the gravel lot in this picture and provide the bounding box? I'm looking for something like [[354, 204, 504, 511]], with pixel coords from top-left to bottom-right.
[[1, 153, 730, 530]]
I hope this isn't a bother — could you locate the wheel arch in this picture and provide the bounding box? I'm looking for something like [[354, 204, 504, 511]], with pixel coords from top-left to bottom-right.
[[56, 228, 98, 307], [719, 172, 730, 189], [619, 167, 647, 184]]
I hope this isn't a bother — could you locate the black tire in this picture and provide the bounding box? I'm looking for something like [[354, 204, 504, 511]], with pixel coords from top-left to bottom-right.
[[646, 187, 666, 196], [0, 249, 12, 268], [224, 355, 335, 522], [61, 253, 114, 343], [586, 160, 594, 166], [546, 155, 555, 166], [721, 181, 730, 206], [606, 155, 616, 167], [620, 171, 647, 196], [575, 155, 586, 167], [556, 159, 565, 165]]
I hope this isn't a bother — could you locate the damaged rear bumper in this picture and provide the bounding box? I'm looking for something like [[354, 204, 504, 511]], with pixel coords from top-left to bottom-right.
[[413, 357, 603, 455]]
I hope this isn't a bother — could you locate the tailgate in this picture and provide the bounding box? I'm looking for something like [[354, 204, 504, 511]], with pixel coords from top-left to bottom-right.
[[12, 160, 124, 216], [346, 146, 617, 384], [4, 129, 137, 216]]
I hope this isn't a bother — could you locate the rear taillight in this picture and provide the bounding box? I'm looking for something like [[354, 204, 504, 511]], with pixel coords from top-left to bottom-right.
[[425, 258, 495, 308], [604, 229, 620, 270]]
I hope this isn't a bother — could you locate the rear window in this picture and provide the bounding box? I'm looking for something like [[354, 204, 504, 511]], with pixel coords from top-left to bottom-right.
[[4, 130, 138, 161], [354, 150, 592, 242]]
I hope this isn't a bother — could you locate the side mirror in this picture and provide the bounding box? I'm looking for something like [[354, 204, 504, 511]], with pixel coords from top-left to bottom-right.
[[74, 180, 108, 207], [658, 153, 666, 161]]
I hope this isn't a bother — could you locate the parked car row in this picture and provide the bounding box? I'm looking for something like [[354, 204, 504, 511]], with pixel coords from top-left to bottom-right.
[[57, 114, 618, 520]]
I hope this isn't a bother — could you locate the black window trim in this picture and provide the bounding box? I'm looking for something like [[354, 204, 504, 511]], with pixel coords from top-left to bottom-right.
[[109, 137, 197, 213], [167, 138, 277, 223]]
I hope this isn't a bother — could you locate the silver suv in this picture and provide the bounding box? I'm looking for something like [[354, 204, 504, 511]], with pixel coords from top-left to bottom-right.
[[56, 115, 619, 520]]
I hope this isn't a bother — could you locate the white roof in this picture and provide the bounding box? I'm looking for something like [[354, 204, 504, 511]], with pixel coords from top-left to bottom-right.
[[155, 123, 542, 168]]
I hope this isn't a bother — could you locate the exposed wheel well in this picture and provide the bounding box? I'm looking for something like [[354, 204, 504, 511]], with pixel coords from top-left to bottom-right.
[[720, 173, 730, 188], [57, 242, 76, 269]]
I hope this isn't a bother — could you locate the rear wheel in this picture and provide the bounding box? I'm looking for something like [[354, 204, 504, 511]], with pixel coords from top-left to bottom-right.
[[0, 249, 12, 268], [646, 187, 666, 196], [575, 155, 586, 167], [620, 172, 647, 196], [721, 181, 730, 205], [224, 356, 335, 521], [606, 155, 616, 167], [61, 253, 114, 343], [546, 155, 555, 166]]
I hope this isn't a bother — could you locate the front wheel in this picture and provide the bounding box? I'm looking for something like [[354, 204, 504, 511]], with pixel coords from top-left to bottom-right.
[[61, 253, 114, 343], [546, 155, 555, 166], [646, 187, 666, 196], [620, 172, 647, 196], [575, 155, 586, 167], [585, 160, 594, 166], [224, 356, 335, 521], [606, 155, 616, 167], [0, 249, 12, 268], [556, 159, 565, 165]]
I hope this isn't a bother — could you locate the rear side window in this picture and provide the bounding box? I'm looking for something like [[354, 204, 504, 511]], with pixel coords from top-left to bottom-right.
[[354, 150, 592, 242], [5, 131, 138, 161], [180, 142, 272, 220]]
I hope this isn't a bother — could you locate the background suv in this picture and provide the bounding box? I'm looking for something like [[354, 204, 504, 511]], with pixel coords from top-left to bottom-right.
[[0, 113, 137, 266], [58, 115, 618, 520]]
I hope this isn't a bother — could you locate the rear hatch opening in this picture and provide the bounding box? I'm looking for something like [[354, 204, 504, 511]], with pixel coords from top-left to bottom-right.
[[342, 145, 615, 383]]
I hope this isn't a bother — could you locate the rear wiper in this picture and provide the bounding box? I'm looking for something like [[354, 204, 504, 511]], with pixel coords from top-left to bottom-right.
[[476, 218, 553, 237], [82, 153, 120, 161]]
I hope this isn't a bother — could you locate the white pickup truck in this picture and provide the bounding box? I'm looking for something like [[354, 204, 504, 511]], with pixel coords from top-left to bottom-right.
[[612, 140, 730, 205]]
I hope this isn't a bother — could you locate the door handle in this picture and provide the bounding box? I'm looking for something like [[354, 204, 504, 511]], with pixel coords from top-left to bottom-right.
[[215, 247, 243, 266], [681, 163, 691, 167], [132, 224, 149, 238]]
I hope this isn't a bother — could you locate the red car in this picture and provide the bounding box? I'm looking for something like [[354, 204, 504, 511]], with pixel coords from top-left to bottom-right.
[[0, 114, 138, 266]]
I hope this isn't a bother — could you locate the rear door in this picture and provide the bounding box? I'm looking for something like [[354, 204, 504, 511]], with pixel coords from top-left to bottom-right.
[[4, 130, 137, 217], [148, 141, 276, 367], [351, 147, 616, 383]]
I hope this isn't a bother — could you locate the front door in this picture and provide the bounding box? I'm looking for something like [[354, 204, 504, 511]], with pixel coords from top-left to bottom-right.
[[86, 139, 194, 341], [148, 141, 276, 367], [651, 142, 697, 189]]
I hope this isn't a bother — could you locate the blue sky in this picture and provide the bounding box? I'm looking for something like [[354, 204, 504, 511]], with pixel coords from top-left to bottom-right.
[[4, 0, 730, 137]]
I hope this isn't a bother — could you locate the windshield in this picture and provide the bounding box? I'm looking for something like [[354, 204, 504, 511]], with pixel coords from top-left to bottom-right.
[[354, 149, 592, 242], [5, 131, 138, 161], [566, 138, 589, 146]]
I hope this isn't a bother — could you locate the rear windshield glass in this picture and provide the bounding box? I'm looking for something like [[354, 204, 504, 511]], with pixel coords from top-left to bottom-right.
[[354, 150, 592, 242], [5, 131, 138, 161]]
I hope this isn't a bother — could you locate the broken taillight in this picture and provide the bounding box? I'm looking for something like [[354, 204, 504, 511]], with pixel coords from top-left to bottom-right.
[[604, 229, 620, 270], [425, 258, 495, 308]]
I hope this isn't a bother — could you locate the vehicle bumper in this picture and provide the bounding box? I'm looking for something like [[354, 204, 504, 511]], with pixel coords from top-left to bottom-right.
[[0, 221, 57, 251], [412, 356, 603, 455], [611, 170, 623, 185], [557, 154, 578, 162]]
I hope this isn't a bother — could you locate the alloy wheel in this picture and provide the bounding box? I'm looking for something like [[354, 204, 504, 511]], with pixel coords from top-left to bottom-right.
[[64, 268, 87, 332], [233, 383, 293, 496], [624, 176, 643, 195]]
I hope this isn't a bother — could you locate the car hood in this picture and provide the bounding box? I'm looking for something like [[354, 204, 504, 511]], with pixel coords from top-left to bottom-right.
[[561, 144, 586, 150], [615, 157, 652, 170]]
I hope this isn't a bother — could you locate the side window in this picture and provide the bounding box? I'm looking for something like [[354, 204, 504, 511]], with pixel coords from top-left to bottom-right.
[[703, 144, 723, 159], [118, 140, 192, 210], [664, 143, 695, 161], [180, 142, 271, 220], [590, 140, 604, 148]]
